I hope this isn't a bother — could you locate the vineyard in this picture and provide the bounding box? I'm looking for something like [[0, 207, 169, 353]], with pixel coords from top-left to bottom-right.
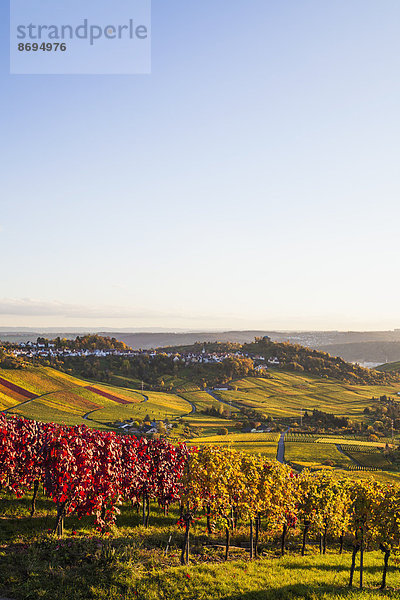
[[2, 365, 400, 441], [2, 416, 400, 599], [215, 373, 400, 420], [0, 366, 194, 428]]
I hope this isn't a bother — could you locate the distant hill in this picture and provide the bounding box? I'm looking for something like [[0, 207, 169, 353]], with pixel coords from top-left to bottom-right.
[[2, 328, 400, 360], [161, 339, 399, 385], [95, 330, 400, 350], [98, 331, 276, 349], [320, 342, 400, 366], [377, 360, 400, 373]]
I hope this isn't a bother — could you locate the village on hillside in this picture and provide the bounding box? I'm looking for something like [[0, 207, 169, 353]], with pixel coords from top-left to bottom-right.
[[7, 338, 281, 369]]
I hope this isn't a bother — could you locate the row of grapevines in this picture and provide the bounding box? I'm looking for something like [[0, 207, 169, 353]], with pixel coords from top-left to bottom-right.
[[0, 415, 189, 531], [1, 415, 400, 590], [182, 448, 400, 590]]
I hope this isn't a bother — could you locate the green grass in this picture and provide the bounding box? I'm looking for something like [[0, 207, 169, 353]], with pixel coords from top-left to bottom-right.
[[92, 391, 193, 424], [2, 548, 399, 600], [196, 441, 279, 459], [195, 432, 280, 443], [179, 390, 237, 412], [187, 432, 280, 458], [1, 492, 400, 600], [176, 390, 240, 433], [285, 433, 318, 443], [284, 442, 354, 470]]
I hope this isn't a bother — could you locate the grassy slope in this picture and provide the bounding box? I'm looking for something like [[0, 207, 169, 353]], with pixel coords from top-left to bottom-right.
[[216, 372, 400, 419], [5, 366, 399, 428], [187, 432, 280, 459], [0, 387, 27, 410], [0, 367, 192, 427], [285, 441, 353, 470], [177, 390, 239, 433], [377, 360, 400, 373], [92, 391, 192, 424], [1, 493, 399, 600]]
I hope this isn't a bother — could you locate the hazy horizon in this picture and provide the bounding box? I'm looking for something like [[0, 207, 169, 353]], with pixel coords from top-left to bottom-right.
[[1, 325, 400, 335]]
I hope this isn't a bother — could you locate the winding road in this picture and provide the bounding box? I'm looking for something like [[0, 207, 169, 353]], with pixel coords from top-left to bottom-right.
[[277, 429, 290, 463], [277, 431, 286, 463], [1, 391, 57, 415], [174, 395, 196, 420]]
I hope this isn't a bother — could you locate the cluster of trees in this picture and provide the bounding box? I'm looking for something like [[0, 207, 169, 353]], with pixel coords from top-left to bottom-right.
[[364, 395, 400, 432], [2, 416, 400, 589], [59, 354, 255, 389], [242, 338, 398, 384], [36, 334, 130, 351], [303, 409, 351, 430], [163, 341, 242, 354], [0, 347, 25, 370], [202, 405, 233, 420], [59, 354, 175, 386], [11, 335, 396, 389], [149, 338, 397, 386]]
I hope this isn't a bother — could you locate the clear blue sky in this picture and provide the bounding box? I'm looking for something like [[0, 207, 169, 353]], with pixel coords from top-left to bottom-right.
[[1, 0, 400, 330]]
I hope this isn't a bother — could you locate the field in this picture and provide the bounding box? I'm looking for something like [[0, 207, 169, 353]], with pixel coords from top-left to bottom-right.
[[92, 390, 193, 424], [340, 445, 393, 469], [188, 431, 280, 458], [216, 372, 400, 420], [2, 365, 400, 480], [177, 390, 239, 434], [185, 429, 400, 481], [0, 367, 193, 428], [3, 366, 400, 431], [0, 382, 34, 410], [1, 492, 400, 600], [284, 441, 353, 470]]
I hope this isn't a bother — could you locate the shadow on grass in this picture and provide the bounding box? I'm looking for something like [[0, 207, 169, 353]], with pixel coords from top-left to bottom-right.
[[0, 498, 181, 546], [219, 584, 383, 600]]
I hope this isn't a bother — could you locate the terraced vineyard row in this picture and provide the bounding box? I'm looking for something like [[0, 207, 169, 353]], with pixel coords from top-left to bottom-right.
[[216, 373, 400, 420], [285, 434, 317, 443], [0, 367, 193, 427], [340, 444, 382, 454]]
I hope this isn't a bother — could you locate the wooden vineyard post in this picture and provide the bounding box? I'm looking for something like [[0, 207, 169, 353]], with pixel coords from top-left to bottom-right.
[[31, 479, 39, 517]]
